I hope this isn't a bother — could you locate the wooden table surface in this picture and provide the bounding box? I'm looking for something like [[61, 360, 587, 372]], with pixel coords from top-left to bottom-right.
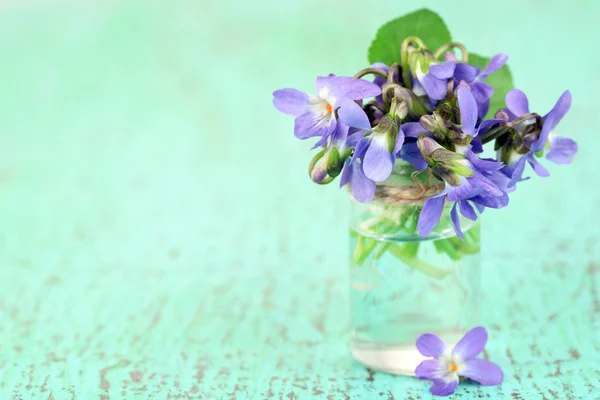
[[0, 1, 598, 399]]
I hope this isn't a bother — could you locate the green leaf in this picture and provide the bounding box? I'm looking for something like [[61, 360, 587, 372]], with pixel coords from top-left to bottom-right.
[[468, 53, 515, 119], [368, 8, 452, 65]]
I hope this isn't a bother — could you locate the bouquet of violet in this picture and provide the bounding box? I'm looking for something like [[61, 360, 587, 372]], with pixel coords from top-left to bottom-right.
[[272, 9, 577, 270], [273, 9, 578, 395]]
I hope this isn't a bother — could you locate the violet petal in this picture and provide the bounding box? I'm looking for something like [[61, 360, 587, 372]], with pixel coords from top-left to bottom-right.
[[294, 111, 333, 139], [461, 358, 504, 386], [457, 86, 478, 135], [416, 333, 448, 358], [419, 73, 448, 101], [527, 155, 550, 177], [430, 379, 459, 397], [349, 162, 376, 203], [533, 90, 572, 152], [454, 63, 478, 83], [323, 76, 382, 101], [505, 89, 530, 117], [452, 326, 488, 361], [450, 202, 464, 240], [273, 88, 309, 116], [363, 135, 394, 182], [459, 200, 477, 221], [480, 53, 508, 79], [417, 195, 447, 238], [337, 98, 372, 130], [402, 121, 429, 138], [415, 359, 444, 380], [429, 61, 456, 79], [546, 135, 578, 164]]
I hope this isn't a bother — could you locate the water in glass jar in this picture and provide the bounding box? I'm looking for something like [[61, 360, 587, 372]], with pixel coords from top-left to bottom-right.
[[349, 224, 480, 375]]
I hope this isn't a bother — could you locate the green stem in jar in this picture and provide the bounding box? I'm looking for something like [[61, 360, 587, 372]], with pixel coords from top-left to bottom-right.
[[352, 236, 379, 266], [351, 216, 404, 266], [387, 243, 453, 280], [373, 241, 393, 260], [448, 236, 480, 255], [434, 237, 462, 261], [400, 241, 419, 258]]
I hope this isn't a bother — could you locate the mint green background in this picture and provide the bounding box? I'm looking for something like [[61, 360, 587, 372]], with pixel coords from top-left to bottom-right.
[[0, 0, 598, 398]]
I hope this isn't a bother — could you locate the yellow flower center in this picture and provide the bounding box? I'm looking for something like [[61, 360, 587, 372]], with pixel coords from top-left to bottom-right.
[[325, 103, 333, 113], [448, 363, 458, 372]]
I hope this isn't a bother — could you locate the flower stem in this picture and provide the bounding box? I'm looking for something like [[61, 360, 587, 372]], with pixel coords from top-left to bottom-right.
[[352, 236, 378, 265], [433, 42, 469, 62], [353, 68, 388, 79], [365, 101, 387, 113], [400, 36, 425, 90], [508, 112, 539, 126], [387, 63, 400, 84], [387, 243, 453, 280], [480, 112, 539, 145], [373, 241, 393, 260], [434, 238, 461, 260], [480, 126, 508, 145], [381, 83, 402, 108], [400, 37, 427, 65]]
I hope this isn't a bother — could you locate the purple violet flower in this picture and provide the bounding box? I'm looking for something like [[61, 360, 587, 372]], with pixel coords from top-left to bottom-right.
[[469, 54, 508, 118], [397, 85, 483, 176], [413, 60, 456, 101], [340, 135, 377, 202], [308, 122, 350, 183], [340, 157, 376, 203], [416, 136, 508, 239], [439, 51, 479, 86], [415, 327, 503, 396], [273, 76, 381, 142], [456, 84, 478, 137], [501, 89, 575, 186], [370, 62, 395, 104], [354, 115, 404, 182], [442, 52, 508, 118]]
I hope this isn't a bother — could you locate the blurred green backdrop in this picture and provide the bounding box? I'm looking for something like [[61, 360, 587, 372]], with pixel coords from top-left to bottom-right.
[[0, 0, 598, 398]]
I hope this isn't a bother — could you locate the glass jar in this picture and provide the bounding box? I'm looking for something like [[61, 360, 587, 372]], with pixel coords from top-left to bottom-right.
[[348, 163, 481, 375]]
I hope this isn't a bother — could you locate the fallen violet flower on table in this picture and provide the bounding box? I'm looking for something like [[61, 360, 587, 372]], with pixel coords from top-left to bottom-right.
[[415, 327, 503, 396]]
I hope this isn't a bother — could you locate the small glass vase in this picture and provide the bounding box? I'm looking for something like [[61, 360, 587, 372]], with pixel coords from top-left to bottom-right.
[[348, 163, 481, 375]]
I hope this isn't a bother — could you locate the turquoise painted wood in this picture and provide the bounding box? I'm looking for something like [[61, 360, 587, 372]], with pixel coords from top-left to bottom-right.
[[0, 0, 598, 398]]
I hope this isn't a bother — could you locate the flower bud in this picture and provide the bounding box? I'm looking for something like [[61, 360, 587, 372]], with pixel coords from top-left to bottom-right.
[[392, 100, 408, 120], [417, 134, 474, 186], [436, 102, 454, 123], [417, 134, 444, 164], [309, 149, 328, 183], [408, 49, 434, 75], [431, 165, 462, 187], [420, 112, 449, 135], [308, 146, 344, 183], [394, 87, 430, 118], [419, 114, 439, 132], [372, 114, 399, 153], [326, 147, 342, 178], [449, 130, 473, 146]]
